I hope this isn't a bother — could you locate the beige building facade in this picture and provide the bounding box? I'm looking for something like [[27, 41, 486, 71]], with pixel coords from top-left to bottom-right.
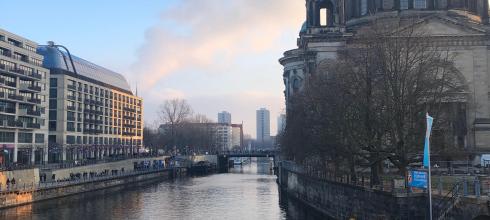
[[37, 45, 143, 163]]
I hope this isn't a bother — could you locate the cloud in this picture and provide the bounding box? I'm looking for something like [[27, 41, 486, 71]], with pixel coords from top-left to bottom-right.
[[129, 0, 304, 90], [130, 0, 304, 136]]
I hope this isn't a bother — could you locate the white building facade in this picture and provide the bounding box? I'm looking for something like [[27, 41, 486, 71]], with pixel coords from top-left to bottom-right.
[[218, 111, 231, 124], [37, 45, 143, 163], [0, 29, 50, 166]]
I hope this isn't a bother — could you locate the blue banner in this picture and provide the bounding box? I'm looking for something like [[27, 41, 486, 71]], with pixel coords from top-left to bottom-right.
[[423, 114, 434, 168], [408, 170, 427, 189]]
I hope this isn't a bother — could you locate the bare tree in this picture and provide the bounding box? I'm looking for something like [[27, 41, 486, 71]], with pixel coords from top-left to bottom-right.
[[281, 17, 465, 183], [158, 99, 193, 149]]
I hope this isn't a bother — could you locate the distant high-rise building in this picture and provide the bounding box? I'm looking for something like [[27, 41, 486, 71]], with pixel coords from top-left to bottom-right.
[[256, 108, 270, 148], [231, 124, 243, 149], [277, 114, 286, 135], [218, 111, 231, 124]]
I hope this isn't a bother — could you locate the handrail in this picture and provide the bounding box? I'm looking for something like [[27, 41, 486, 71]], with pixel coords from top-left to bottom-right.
[[435, 181, 462, 220]]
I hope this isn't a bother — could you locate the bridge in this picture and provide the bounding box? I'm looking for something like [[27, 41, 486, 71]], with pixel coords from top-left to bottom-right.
[[218, 150, 279, 158], [217, 150, 280, 173]]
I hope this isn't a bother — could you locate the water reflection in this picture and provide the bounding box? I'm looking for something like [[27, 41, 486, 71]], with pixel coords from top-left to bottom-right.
[[0, 158, 329, 220]]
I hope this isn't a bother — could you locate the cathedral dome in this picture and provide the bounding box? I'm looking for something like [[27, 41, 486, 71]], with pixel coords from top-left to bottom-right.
[[300, 21, 308, 34]]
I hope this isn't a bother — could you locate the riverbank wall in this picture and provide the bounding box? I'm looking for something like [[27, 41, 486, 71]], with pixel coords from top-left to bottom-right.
[[278, 161, 490, 220], [0, 167, 178, 209]]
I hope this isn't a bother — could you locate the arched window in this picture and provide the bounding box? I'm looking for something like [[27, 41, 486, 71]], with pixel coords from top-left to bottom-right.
[[383, 0, 394, 10], [320, 8, 328, 26], [316, 0, 335, 27], [414, 0, 427, 9], [361, 0, 368, 15], [400, 0, 409, 9]]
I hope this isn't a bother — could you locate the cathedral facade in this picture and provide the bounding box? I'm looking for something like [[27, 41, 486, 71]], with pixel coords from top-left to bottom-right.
[[279, 0, 490, 150]]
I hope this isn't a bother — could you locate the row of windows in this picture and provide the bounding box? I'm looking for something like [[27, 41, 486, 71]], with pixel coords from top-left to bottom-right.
[[65, 135, 142, 145], [49, 120, 141, 135], [65, 79, 142, 105], [0, 33, 37, 54], [0, 132, 44, 143], [0, 59, 47, 79]]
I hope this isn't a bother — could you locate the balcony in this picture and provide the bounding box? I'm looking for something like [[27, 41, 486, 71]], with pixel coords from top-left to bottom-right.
[[123, 107, 136, 112], [28, 85, 41, 92], [27, 98, 41, 104], [5, 81, 16, 87], [0, 106, 15, 114], [26, 123, 40, 129], [78, 87, 82, 92], [67, 95, 76, 101], [8, 94, 25, 102], [67, 84, 76, 90], [19, 84, 40, 92], [77, 97, 82, 102], [124, 124, 136, 128], [123, 115, 136, 120], [27, 109, 41, 116], [20, 108, 41, 117], [122, 132, 136, 136], [83, 128, 102, 135], [67, 106, 76, 111], [0, 49, 11, 58], [30, 72, 42, 80]]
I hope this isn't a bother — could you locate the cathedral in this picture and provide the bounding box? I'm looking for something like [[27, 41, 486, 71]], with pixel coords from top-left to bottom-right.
[[279, 0, 490, 151]]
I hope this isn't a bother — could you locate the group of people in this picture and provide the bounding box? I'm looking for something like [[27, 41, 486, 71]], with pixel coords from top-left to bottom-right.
[[1, 177, 17, 190]]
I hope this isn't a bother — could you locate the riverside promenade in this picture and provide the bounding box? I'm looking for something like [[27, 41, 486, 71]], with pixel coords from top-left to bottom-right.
[[0, 156, 185, 209]]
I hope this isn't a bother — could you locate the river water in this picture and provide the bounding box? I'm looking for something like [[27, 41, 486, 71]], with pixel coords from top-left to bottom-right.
[[0, 159, 327, 220]]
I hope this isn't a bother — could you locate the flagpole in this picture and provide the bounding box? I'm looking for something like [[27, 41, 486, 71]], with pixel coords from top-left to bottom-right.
[[428, 146, 432, 220], [425, 113, 433, 220]]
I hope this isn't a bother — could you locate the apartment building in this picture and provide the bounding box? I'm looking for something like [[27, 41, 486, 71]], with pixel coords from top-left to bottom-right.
[[0, 29, 49, 165], [37, 45, 143, 163]]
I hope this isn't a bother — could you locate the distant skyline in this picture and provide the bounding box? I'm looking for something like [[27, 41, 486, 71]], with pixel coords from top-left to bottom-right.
[[0, 0, 304, 137]]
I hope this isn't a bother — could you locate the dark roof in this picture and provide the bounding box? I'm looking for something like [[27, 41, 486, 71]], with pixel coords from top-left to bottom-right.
[[37, 46, 132, 93]]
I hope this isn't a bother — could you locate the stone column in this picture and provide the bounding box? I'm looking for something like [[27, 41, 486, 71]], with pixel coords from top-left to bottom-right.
[[43, 146, 48, 164], [30, 147, 35, 164], [13, 131, 18, 163], [62, 146, 67, 162]]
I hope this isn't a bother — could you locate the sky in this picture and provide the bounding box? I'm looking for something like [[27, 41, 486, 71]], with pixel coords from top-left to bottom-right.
[[0, 0, 304, 137]]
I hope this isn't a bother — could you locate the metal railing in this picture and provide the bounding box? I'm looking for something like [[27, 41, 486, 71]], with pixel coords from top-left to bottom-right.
[[0, 166, 172, 193]]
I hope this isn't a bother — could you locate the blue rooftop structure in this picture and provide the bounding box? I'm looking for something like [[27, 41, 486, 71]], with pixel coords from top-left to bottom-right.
[[37, 46, 132, 93]]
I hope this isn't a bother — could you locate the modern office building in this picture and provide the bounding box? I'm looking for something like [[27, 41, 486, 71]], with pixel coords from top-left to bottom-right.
[[37, 44, 143, 163], [256, 108, 270, 148], [0, 29, 50, 166], [231, 123, 243, 150], [218, 111, 231, 124], [277, 114, 286, 135]]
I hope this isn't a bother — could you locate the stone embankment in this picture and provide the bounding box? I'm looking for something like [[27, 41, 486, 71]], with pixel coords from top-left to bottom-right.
[[0, 156, 182, 209], [278, 161, 490, 220]]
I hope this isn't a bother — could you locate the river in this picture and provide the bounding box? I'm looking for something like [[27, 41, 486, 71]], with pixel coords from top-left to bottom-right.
[[0, 159, 328, 220]]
